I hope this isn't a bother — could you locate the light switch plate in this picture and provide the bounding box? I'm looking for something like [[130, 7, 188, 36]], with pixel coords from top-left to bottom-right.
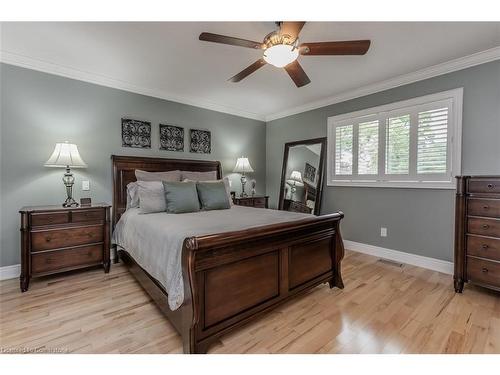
[[82, 180, 90, 191], [380, 227, 387, 237]]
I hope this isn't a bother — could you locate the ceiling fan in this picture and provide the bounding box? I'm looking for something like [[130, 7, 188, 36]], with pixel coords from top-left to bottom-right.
[[199, 22, 371, 88]]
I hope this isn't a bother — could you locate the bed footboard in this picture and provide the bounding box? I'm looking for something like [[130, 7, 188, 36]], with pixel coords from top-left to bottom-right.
[[179, 212, 344, 354]]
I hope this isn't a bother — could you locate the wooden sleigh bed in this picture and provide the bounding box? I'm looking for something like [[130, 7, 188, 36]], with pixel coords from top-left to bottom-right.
[[111, 155, 345, 354]]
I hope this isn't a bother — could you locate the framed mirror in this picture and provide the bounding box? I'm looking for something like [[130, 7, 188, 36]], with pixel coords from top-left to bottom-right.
[[278, 137, 326, 215]]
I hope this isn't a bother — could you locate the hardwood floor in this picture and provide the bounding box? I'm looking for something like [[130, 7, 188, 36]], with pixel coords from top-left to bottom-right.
[[1, 250, 499, 354]]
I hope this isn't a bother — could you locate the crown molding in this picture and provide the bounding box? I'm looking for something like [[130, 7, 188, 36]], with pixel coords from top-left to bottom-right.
[[0, 51, 266, 122], [265, 46, 500, 122], [2, 47, 499, 124]]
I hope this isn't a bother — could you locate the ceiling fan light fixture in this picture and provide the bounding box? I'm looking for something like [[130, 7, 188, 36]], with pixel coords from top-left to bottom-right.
[[263, 44, 299, 68]]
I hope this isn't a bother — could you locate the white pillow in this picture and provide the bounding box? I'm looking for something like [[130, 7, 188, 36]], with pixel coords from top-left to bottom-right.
[[126, 182, 139, 209], [222, 177, 233, 206], [135, 169, 181, 182], [181, 170, 217, 181], [137, 181, 166, 214]]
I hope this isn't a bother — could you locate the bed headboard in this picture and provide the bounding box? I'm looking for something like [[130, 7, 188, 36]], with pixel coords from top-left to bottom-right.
[[111, 155, 222, 228]]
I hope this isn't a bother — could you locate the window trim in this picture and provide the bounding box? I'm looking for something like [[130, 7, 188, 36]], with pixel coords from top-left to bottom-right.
[[327, 88, 463, 189]]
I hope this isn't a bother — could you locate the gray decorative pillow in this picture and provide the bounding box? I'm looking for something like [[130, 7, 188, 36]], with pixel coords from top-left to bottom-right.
[[184, 177, 233, 206], [196, 181, 231, 211], [162, 181, 200, 214], [181, 170, 217, 181], [135, 169, 181, 182], [137, 181, 166, 214]]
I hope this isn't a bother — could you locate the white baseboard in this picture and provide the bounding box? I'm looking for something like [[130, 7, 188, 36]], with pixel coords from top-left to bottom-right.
[[0, 264, 21, 281], [344, 240, 453, 275], [0, 249, 116, 281]]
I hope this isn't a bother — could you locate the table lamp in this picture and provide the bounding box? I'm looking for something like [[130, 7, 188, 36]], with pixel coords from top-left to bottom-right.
[[287, 170, 303, 199], [233, 157, 254, 197], [45, 142, 87, 207]]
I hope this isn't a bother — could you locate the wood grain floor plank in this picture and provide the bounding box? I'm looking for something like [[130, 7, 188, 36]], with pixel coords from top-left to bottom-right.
[[1, 250, 499, 353]]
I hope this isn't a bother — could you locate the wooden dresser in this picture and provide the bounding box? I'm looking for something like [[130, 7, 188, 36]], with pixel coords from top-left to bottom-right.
[[232, 196, 269, 208], [19, 203, 111, 292], [454, 176, 500, 293]]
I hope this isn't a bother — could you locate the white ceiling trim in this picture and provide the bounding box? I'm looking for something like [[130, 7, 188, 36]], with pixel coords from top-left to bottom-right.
[[265, 46, 500, 122], [1, 46, 499, 124], [0, 50, 266, 121]]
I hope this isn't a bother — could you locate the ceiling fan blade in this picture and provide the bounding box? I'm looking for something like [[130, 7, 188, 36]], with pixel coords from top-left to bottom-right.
[[199, 32, 264, 49], [300, 40, 371, 55], [279, 22, 306, 39], [284, 60, 311, 87], [228, 58, 267, 83]]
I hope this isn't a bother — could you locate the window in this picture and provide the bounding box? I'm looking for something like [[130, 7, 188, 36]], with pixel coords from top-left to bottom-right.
[[327, 88, 462, 188]]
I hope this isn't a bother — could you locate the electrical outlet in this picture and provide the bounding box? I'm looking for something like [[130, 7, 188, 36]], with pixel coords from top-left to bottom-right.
[[82, 180, 90, 191], [380, 227, 387, 237]]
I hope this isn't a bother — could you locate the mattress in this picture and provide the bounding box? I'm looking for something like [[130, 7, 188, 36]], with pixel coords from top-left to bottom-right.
[[112, 205, 313, 310]]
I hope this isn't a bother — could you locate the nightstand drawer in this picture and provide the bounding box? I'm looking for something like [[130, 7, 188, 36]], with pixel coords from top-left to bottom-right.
[[468, 198, 500, 218], [31, 225, 104, 252], [31, 211, 69, 226], [72, 209, 105, 223], [32, 244, 103, 274], [252, 198, 266, 208], [233, 196, 269, 208]]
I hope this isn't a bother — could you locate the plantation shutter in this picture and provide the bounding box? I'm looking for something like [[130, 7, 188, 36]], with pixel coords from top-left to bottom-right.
[[417, 107, 449, 174], [385, 114, 410, 175], [358, 120, 379, 175], [335, 125, 353, 175]]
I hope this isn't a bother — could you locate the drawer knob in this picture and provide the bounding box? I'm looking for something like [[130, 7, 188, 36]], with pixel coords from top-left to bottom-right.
[[45, 237, 51, 242], [487, 184, 494, 189], [483, 205, 490, 210], [482, 267, 489, 273], [482, 224, 489, 229], [482, 244, 489, 249]]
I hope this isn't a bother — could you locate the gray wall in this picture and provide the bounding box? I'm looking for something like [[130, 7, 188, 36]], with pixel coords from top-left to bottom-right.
[[0, 63, 266, 267], [267, 61, 500, 262]]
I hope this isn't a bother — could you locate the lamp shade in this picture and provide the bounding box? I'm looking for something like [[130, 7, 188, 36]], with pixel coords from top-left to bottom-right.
[[44, 142, 87, 168], [233, 157, 254, 173], [289, 170, 303, 183]]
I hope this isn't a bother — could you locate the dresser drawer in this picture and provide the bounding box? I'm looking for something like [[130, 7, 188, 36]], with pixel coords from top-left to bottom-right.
[[468, 179, 500, 194], [31, 211, 69, 226], [467, 235, 500, 261], [467, 257, 500, 287], [31, 225, 104, 252], [468, 198, 500, 218], [72, 209, 105, 223], [467, 217, 500, 237], [31, 244, 103, 274]]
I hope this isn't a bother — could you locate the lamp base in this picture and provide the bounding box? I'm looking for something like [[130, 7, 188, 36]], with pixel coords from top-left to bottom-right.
[[62, 197, 79, 208], [240, 174, 248, 197], [62, 166, 79, 208]]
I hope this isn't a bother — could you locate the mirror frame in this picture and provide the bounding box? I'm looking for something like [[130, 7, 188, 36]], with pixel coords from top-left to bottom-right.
[[278, 137, 327, 216]]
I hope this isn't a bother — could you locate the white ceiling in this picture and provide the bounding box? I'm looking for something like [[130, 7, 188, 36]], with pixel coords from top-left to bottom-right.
[[1, 22, 499, 121]]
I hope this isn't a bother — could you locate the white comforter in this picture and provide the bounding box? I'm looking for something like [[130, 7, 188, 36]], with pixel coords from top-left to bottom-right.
[[112, 206, 313, 310]]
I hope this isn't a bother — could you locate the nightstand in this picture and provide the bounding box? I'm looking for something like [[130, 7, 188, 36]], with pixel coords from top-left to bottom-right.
[[19, 203, 111, 292], [232, 196, 269, 208]]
